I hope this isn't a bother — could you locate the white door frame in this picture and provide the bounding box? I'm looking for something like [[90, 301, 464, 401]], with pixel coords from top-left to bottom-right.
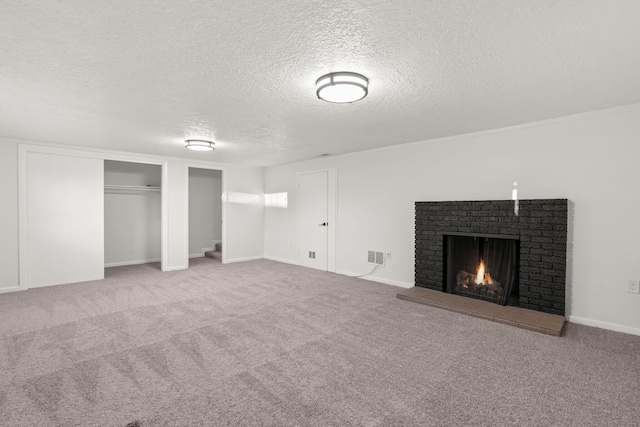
[[297, 168, 337, 273], [18, 144, 169, 290]]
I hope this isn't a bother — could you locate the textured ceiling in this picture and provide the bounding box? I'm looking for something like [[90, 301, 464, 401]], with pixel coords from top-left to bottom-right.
[[1, 1, 640, 167]]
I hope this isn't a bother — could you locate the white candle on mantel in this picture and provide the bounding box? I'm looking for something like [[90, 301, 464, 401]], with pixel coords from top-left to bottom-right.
[[512, 182, 520, 216]]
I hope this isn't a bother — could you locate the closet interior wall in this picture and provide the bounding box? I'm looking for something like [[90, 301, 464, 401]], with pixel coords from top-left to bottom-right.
[[104, 160, 162, 267]]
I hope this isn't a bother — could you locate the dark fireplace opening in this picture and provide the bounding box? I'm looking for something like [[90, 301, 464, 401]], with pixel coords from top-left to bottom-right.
[[444, 233, 520, 306]]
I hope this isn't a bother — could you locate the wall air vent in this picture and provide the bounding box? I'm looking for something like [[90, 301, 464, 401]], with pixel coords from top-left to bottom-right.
[[368, 251, 384, 265]]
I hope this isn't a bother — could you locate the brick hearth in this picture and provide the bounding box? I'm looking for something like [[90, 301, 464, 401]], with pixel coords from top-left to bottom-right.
[[397, 286, 566, 336]]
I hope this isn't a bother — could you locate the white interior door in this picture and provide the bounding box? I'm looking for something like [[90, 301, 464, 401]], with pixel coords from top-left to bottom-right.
[[26, 152, 104, 288], [298, 171, 328, 270]]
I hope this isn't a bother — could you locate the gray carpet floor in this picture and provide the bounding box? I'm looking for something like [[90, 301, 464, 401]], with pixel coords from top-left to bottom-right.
[[1, 258, 639, 426]]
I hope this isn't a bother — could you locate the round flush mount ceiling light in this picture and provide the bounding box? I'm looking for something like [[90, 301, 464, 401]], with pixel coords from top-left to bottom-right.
[[315, 72, 368, 103], [185, 139, 215, 151]]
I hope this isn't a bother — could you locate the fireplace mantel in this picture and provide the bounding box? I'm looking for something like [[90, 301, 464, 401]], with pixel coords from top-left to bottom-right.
[[415, 199, 568, 315]]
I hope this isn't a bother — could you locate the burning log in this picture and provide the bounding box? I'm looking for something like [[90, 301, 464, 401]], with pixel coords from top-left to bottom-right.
[[456, 268, 502, 296], [482, 272, 501, 294], [456, 270, 474, 289]]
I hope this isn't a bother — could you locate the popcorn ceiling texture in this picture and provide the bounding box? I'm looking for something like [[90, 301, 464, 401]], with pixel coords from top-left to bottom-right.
[[1, 1, 640, 166]]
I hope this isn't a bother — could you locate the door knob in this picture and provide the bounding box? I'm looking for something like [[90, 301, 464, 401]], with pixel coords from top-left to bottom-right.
[[319, 222, 328, 226]]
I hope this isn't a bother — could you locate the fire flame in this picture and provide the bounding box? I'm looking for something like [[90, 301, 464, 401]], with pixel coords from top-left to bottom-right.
[[475, 260, 485, 285]]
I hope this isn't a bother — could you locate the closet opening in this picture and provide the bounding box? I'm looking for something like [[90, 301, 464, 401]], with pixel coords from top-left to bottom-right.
[[104, 160, 162, 270]]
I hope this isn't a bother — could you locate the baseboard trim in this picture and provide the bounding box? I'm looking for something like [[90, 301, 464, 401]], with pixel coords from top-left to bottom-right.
[[105, 258, 161, 268], [264, 255, 297, 265], [336, 269, 413, 289], [0, 286, 22, 294], [224, 256, 264, 264], [162, 265, 188, 272], [567, 315, 640, 337], [189, 243, 217, 259], [189, 252, 210, 259]]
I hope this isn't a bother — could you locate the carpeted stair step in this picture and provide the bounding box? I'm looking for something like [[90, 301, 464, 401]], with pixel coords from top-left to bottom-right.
[[204, 250, 222, 260], [205, 242, 222, 260]]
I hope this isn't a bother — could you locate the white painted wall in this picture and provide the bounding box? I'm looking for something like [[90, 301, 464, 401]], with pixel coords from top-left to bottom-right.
[[224, 166, 265, 263], [0, 137, 265, 291], [104, 161, 162, 266], [164, 160, 189, 270], [188, 168, 222, 256], [264, 105, 640, 335], [104, 160, 162, 187], [0, 142, 21, 292], [5, 104, 639, 335]]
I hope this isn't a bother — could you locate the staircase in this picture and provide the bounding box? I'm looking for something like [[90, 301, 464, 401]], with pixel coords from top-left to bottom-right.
[[205, 242, 222, 261]]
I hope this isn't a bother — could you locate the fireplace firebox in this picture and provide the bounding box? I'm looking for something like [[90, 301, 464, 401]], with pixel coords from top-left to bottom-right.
[[444, 233, 519, 306]]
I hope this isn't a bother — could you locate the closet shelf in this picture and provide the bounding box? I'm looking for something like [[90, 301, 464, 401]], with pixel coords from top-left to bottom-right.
[[104, 185, 161, 193]]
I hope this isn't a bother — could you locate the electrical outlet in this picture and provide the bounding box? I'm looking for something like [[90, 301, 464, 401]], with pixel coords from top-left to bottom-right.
[[627, 280, 640, 294]]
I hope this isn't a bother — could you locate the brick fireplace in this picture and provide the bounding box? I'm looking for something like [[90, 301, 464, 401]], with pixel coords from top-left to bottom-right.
[[415, 199, 568, 316]]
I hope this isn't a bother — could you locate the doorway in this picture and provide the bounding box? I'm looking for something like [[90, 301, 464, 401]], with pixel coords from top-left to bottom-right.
[[188, 167, 223, 262], [297, 169, 336, 271]]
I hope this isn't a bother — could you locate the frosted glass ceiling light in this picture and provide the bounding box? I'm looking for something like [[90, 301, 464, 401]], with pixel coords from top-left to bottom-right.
[[185, 139, 215, 151], [316, 72, 368, 103]]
